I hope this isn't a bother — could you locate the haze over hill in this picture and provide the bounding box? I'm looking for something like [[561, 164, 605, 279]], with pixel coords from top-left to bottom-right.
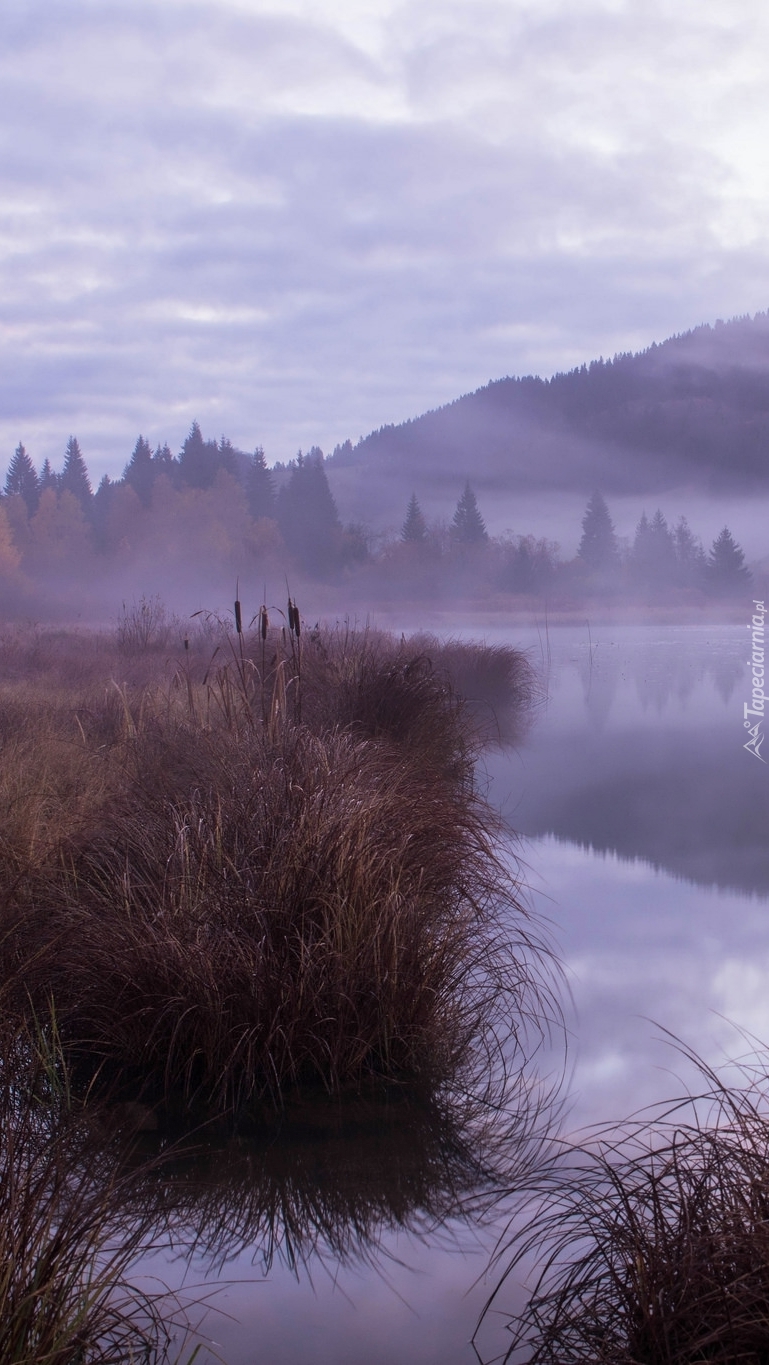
[[328, 312, 769, 532]]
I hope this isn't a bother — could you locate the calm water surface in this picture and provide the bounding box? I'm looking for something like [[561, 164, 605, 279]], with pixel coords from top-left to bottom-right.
[[144, 621, 769, 1363]]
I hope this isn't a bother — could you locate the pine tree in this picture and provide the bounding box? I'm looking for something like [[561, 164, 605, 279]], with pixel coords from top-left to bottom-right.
[[92, 475, 114, 551], [276, 448, 342, 574], [246, 447, 276, 521], [217, 436, 239, 480], [632, 508, 675, 589], [153, 443, 174, 477], [4, 443, 39, 514], [401, 493, 427, 543], [178, 422, 221, 489], [60, 437, 92, 508], [705, 526, 751, 595], [579, 491, 620, 570], [451, 482, 487, 544], [577, 492, 618, 573], [123, 436, 155, 507], [672, 516, 706, 588], [39, 459, 58, 493]]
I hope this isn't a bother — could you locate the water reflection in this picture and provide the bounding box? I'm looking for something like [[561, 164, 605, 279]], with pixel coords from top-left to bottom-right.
[[47, 622, 768, 1363], [122, 1093, 513, 1279], [490, 625, 769, 896]]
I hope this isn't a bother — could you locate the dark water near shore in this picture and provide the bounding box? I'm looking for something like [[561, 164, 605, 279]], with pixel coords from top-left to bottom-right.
[[137, 621, 769, 1363]]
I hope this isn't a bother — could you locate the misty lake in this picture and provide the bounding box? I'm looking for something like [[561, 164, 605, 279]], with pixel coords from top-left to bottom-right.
[[138, 619, 769, 1364]]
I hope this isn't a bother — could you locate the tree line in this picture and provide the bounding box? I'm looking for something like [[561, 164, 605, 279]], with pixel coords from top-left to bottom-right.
[[0, 426, 755, 604]]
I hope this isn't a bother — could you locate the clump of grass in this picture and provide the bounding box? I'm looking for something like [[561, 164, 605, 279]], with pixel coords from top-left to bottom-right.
[[17, 721, 553, 1110], [0, 1016, 177, 1363], [116, 593, 173, 653], [0, 612, 552, 1117], [485, 1041, 769, 1364]]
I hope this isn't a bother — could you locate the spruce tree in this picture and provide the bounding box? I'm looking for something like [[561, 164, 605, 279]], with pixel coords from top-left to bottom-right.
[[276, 448, 342, 574], [123, 435, 155, 507], [631, 508, 675, 589], [60, 437, 92, 508], [178, 422, 221, 489], [705, 526, 751, 595], [153, 443, 174, 476], [451, 481, 487, 544], [39, 459, 58, 494], [246, 446, 276, 521], [673, 516, 706, 588], [577, 492, 618, 573], [401, 493, 427, 543], [4, 443, 39, 514]]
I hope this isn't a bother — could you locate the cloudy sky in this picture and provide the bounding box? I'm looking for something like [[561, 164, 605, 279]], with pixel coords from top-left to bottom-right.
[[2, 0, 769, 480]]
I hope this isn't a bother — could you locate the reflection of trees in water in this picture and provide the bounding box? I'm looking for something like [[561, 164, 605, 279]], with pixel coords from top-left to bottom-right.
[[711, 654, 742, 705], [577, 652, 619, 733], [573, 642, 741, 719]]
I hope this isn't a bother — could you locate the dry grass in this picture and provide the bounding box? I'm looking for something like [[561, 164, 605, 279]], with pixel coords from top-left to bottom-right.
[[484, 1042, 769, 1364], [0, 1015, 180, 1364], [0, 614, 552, 1116]]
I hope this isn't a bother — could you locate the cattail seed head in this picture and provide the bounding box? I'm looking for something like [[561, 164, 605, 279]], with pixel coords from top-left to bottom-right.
[[234, 600, 242, 634], [260, 606, 268, 640]]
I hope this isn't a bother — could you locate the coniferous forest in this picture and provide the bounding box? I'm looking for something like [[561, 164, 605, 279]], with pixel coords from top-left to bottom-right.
[[0, 419, 758, 618]]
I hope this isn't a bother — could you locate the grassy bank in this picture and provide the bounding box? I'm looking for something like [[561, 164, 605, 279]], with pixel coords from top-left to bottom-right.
[[0, 611, 548, 1113]]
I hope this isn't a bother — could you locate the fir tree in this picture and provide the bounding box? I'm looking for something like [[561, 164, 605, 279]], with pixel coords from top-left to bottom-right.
[[401, 493, 427, 543], [577, 492, 618, 573], [276, 448, 342, 574], [705, 526, 751, 595], [123, 436, 155, 507], [39, 459, 58, 493], [4, 443, 39, 515], [60, 437, 92, 509], [217, 436, 239, 480], [451, 481, 487, 544], [153, 443, 174, 476], [178, 422, 221, 489], [672, 516, 706, 588], [92, 475, 114, 551], [631, 508, 675, 589], [246, 447, 276, 521]]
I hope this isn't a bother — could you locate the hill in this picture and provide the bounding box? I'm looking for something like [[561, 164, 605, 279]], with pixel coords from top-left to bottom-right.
[[328, 312, 769, 510]]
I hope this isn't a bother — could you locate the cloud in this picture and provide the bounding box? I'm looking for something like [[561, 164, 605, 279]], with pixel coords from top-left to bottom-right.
[[1, 0, 769, 479]]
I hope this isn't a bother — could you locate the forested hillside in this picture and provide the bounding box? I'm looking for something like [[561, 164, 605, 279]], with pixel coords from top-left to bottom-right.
[[330, 312, 769, 496]]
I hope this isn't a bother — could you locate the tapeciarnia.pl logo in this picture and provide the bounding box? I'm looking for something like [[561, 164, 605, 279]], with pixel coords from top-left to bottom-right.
[[744, 599, 767, 762]]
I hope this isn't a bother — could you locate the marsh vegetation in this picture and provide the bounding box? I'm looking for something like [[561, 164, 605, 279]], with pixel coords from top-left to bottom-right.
[[0, 607, 555, 1360]]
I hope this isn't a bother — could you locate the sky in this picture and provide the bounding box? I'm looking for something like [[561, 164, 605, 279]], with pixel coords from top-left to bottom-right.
[[3, 0, 769, 482]]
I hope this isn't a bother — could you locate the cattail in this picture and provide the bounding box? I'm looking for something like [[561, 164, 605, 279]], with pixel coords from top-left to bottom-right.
[[260, 605, 268, 640], [293, 600, 301, 637], [184, 636, 189, 652], [234, 599, 242, 634]]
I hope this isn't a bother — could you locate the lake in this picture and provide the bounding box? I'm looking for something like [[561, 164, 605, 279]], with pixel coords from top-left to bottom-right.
[[138, 619, 769, 1363]]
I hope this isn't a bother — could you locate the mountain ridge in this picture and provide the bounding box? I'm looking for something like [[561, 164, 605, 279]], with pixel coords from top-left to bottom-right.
[[328, 311, 769, 502]]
